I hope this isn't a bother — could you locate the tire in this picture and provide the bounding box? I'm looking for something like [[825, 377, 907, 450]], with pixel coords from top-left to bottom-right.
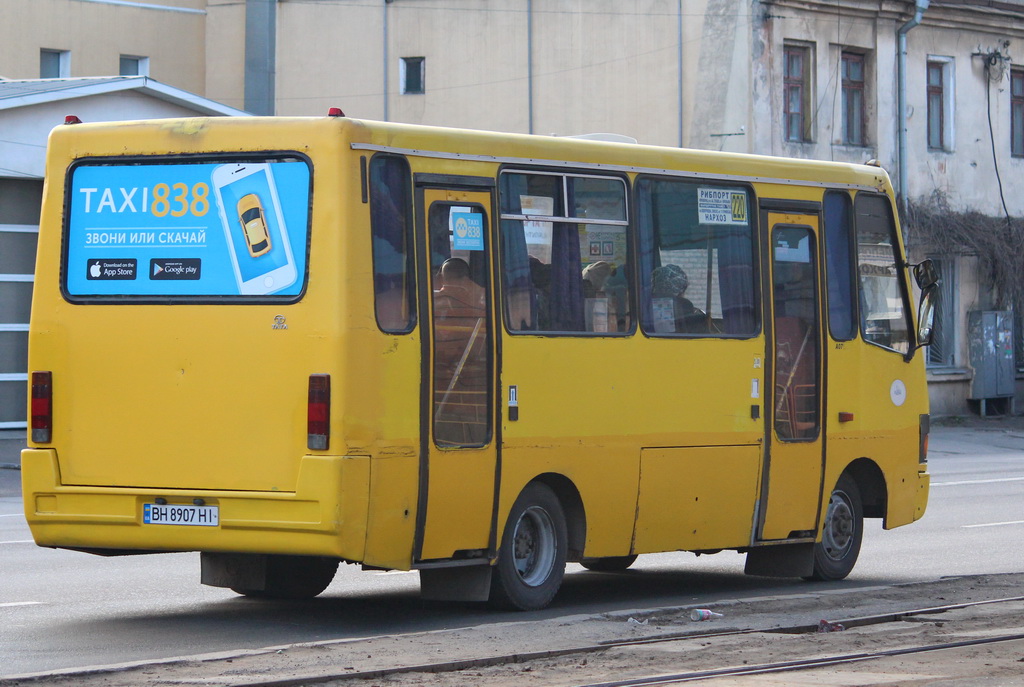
[[489, 483, 568, 611], [231, 555, 339, 600], [580, 555, 638, 572], [805, 474, 863, 581]]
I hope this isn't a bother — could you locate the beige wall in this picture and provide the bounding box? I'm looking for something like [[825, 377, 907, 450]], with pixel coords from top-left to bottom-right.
[[205, 0, 246, 111], [270, 0, 689, 144], [0, 0, 206, 93], [274, 0, 383, 118]]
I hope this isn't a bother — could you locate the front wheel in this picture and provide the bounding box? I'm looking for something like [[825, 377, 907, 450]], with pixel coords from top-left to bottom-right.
[[806, 474, 863, 581], [489, 483, 567, 611]]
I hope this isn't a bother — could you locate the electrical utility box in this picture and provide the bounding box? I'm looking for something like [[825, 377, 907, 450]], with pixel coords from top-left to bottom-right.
[[967, 310, 1015, 415]]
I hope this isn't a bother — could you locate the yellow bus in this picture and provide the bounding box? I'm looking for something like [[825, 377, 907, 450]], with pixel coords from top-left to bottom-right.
[[23, 113, 937, 610]]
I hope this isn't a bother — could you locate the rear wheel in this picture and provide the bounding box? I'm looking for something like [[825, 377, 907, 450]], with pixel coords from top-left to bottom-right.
[[489, 483, 567, 611], [580, 555, 637, 572], [231, 555, 339, 600], [806, 474, 863, 581]]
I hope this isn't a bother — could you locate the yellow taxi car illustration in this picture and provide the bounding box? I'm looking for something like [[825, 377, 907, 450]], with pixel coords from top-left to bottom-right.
[[236, 193, 272, 257]]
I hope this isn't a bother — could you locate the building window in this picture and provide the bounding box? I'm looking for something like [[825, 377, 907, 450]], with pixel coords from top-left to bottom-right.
[[119, 55, 150, 77], [783, 44, 813, 142], [1012, 68, 1024, 157], [927, 57, 954, 152], [400, 57, 425, 95], [927, 257, 956, 367], [841, 52, 866, 146], [40, 49, 70, 78]]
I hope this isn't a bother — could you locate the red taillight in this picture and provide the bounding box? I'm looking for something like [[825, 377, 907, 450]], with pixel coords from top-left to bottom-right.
[[307, 374, 330, 450], [31, 371, 53, 443], [64, 114, 81, 124], [327, 107, 345, 117]]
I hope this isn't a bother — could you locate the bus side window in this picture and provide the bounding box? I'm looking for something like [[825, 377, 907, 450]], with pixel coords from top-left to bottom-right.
[[823, 191, 857, 341], [499, 171, 631, 335], [636, 177, 758, 337], [369, 155, 415, 333], [854, 194, 910, 354]]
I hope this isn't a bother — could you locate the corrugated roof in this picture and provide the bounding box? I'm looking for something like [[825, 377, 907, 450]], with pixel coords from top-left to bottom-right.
[[0, 76, 247, 116]]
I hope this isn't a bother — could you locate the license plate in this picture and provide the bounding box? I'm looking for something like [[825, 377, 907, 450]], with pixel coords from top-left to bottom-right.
[[143, 503, 219, 527]]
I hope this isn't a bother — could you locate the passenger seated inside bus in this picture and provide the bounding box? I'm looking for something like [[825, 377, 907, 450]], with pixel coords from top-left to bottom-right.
[[651, 264, 707, 333]]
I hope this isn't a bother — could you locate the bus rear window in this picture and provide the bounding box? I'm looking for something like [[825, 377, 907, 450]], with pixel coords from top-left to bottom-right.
[[63, 156, 311, 301]]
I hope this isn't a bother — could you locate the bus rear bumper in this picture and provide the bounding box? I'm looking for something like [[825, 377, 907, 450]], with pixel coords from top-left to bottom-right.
[[20, 449, 370, 560]]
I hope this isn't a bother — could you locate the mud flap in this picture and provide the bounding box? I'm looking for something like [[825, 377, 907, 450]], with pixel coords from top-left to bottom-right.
[[201, 552, 268, 590], [419, 565, 493, 602], [744, 543, 814, 577]]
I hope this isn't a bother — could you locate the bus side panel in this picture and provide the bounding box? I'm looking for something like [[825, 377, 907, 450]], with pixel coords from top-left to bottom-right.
[[634, 445, 760, 552], [362, 453, 419, 569], [498, 443, 640, 558], [498, 337, 764, 559], [823, 339, 928, 530]]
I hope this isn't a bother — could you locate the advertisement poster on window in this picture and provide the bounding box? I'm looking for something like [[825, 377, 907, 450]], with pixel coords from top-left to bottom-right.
[[64, 158, 311, 298]]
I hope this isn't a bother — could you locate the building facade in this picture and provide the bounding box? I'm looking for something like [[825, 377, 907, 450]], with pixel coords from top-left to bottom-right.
[[3, 0, 1024, 417]]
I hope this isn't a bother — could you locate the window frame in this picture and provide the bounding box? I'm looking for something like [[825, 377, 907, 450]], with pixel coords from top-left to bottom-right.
[[925, 256, 957, 368], [119, 55, 150, 77], [926, 57, 955, 152], [841, 51, 866, 147], [783, 43, 814, 143], [497, 167, 633, 337], [1012, 68, 1024, 158], [369, 153, 417, 334], [400, 56, 425, 95], [40, 49, 70, 78], [853, 192, 914, 357], [634, 174, 761, 339], [823, 190, 858, 342]]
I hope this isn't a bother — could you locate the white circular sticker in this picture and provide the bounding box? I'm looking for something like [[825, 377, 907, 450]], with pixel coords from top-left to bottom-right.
[[890, 379, 907, 407]]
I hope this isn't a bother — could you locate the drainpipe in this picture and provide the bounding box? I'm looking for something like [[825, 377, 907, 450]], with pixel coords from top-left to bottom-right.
[[678, 0, 684, 148], [383, 0, 392, 121], [527, 0, 534, 134], [244, 0, 277, 115], [897, 0, 929, 216]]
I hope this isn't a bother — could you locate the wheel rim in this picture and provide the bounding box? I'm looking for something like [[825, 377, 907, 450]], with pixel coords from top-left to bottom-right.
[[511, 505, 556, 587], [821, 489, 856, 562]]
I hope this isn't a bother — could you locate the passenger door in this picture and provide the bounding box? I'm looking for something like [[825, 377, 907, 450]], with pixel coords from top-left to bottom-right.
[[414, 180, 500, 563], [758, 213, 825, 541]]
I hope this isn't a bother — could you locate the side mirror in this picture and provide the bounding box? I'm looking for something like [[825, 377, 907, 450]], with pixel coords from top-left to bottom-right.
[[914, 259, 939, 290], [916, 284, 937, 348]]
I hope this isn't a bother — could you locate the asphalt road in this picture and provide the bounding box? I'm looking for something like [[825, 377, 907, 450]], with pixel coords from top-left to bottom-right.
[[1, 423, 1022, 678]]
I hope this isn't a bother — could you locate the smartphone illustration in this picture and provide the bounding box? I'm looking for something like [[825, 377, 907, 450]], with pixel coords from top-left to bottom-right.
[[212, 163, 297, 295]]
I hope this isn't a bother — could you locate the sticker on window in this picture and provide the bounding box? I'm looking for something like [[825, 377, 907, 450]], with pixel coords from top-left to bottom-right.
[[697, 188, 748, 225], [450, 211, 484, 251]]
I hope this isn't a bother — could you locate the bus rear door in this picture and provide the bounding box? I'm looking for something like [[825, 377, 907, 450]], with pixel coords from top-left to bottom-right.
[[414, 179, 499, 565]]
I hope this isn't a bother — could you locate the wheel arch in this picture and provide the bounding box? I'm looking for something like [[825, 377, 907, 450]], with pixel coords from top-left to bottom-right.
[[841, 457, 887, 519], [530, 473, 586, 562]]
